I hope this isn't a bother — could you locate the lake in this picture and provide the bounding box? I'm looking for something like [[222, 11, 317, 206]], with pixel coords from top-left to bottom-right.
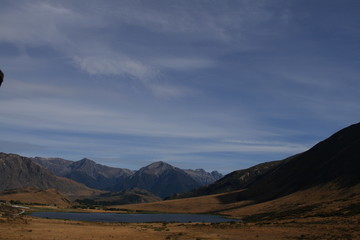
[[30, 212, 238, 223]]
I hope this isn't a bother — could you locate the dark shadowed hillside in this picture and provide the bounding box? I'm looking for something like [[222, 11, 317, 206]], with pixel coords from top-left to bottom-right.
[[245, 122, 360, 200], [65, 158, 134, 190], [76, 188, 162, 206]]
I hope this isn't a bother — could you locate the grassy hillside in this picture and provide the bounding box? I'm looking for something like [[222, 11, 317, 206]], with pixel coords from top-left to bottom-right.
[[115, 182, 360, 221], [0, 188, 72, 208]]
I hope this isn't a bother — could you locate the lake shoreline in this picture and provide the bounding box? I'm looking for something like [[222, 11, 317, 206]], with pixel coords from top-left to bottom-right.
[[30, 211, 240, 223]]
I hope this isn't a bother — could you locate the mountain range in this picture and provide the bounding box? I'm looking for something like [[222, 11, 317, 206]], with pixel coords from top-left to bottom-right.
[[1, 122, 359, 212], [115, 161, 203, 198], [33, 158, 222, 198]]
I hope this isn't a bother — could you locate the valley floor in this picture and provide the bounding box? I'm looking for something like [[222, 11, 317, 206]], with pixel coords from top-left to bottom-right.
[[0, 215, 359, 240], [1, 183, 360, 239]]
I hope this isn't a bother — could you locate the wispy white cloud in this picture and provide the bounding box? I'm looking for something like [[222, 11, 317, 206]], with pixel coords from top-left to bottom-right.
[[73, 55, 157, 82]]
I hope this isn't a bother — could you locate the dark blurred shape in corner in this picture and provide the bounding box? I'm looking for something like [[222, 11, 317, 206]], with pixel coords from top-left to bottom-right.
[[0, 69, 4, 87]]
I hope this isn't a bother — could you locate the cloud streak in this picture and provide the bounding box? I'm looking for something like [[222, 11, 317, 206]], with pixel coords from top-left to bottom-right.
[[73, 55, 157, 81]]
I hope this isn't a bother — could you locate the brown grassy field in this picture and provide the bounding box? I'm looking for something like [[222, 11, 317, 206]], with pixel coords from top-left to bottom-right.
[[0, 215, 359, 240], [0, 188, 72, 208], [114, 183, 360, 218], [1, 183, 359, 239], [115, 189, 251, 215]]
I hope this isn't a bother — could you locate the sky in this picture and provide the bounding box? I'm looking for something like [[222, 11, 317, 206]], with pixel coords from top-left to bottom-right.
[[0, 0, 360, 173]]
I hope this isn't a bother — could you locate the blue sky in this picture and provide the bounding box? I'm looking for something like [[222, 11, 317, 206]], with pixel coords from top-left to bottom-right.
[[0, 0, 359, 173]]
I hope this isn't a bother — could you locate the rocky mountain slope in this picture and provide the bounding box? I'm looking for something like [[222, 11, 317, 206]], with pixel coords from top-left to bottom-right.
[[183, 168, 223, 185], [33, 157, 134, 191], [0, 153, 98, 197], [32, 157, 73, 176]]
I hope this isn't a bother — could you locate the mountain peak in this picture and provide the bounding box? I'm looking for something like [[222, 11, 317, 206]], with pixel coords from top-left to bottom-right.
[[69, 158, 96, 169], [79, 158, 95, 164], [147, 161, 172, 168], [139, 161, 174, 176]]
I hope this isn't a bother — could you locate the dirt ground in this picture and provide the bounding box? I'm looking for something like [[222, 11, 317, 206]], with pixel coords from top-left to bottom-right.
[[1, 215, 359, 240]]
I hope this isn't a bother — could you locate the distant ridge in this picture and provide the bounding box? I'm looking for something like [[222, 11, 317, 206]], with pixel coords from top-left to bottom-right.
[[169, 160, 284, 199], [183, 168, 223, 185], [32, 157, 73, 176], [33, 157, 134, 191], [115, 161, 203, 198]]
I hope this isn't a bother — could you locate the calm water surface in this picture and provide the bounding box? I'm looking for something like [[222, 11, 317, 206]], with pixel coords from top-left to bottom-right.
[[31, 212, 238, 223]]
